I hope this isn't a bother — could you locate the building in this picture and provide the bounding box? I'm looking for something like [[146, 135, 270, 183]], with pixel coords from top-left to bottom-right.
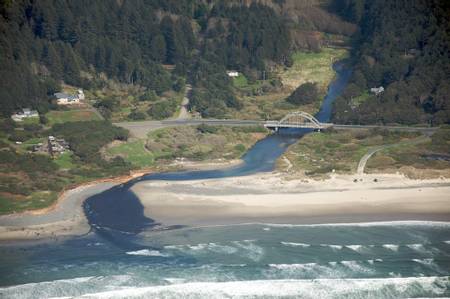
[[226, 70, 239, 77], [11, 108, 39, 122], [48, 135, 70, 156], [54, 89, 85, 105], [370, 86, 385, 95]]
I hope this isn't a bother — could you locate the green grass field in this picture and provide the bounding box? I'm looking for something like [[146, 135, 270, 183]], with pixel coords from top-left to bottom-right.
[[106, 140, 154, 167], [46, 110, 101, 125], [280, 48, 349, 93], [54, 152, 76, 169]]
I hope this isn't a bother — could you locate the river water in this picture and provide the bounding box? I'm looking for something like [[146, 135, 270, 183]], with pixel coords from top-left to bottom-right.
[[1, 64, 449, 299]]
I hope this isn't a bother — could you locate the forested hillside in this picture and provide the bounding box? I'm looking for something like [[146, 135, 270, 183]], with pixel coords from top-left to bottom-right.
[[0, 0, 295, 117], [332, 0, 450, 125]]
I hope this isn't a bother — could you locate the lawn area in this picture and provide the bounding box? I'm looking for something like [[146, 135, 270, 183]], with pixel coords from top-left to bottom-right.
[[279, 48, 349, 94], [232, 74, 249, 88], [106, 140, 154, 167], [350, 91, 371, 108], [279, 129, 421, 177], [46, 110, 101, 125], [54, 152, 76, 169]]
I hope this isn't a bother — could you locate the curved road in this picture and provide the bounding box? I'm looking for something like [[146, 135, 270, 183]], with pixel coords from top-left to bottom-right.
[[357, 136, 429, 175]]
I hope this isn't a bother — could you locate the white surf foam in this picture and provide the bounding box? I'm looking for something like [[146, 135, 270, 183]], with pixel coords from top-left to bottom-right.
[[345, 245, 366, 252], [126, 249, 170, 257], [231, 240, 264, 262], [64, 276, 450, 299], [382, 244, 399, 251], [269, 263, 317, 270], [412, 258, 435, 266], [280, 241, 310, 248], [340, 260, 375, 274], [165, 242, 238, 255], [321, 244, 343, 250], [262, 220, 450, 228], [406, 244, 428, 254]]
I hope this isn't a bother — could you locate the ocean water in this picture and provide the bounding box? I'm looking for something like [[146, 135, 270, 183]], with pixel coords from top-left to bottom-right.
[[1, 63, 449, 298], [0, 222, 449, 298]]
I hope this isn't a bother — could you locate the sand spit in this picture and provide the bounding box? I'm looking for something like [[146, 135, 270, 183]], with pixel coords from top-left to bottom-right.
[[132, 173, 450, 227]]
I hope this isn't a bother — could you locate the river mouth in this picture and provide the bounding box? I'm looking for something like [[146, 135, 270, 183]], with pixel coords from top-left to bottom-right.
[[2, 63, 450, 298], [83, 62, 352, 237]]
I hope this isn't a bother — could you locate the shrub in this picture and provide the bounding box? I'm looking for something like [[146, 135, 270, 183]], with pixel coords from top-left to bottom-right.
[[286, 82, 319, 105]]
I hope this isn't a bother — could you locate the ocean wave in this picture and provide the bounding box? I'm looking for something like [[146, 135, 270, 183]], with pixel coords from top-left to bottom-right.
[[382, 244, 400, 251], [406, 244, 429, 254], [345, 245, 366, 253], [126, 249, 170, 257], [320, 244, 343, 250], [261, 220, 450, 228], [52, 276, 450, 299], [280, 241, 310, 248], [340, 260, 375, 274], [164, 242, 239, 255], [367, 259, 383, 265], [412, 258, 435, 266], [231, 240, 264, 262]]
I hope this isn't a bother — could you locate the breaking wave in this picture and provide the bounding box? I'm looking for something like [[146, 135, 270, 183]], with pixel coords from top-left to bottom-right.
[[280, 241, 310, 247], [126, 249, 170, 257], [6, 276, 445, 299]]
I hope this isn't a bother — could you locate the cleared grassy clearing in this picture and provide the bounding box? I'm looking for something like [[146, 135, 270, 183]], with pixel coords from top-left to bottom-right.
[[279, 48, 349, 93], [54, 152, 76, 169], [46, 110, 101, 125], [279, 129, 421, 177], [106, 140, 154, 167]]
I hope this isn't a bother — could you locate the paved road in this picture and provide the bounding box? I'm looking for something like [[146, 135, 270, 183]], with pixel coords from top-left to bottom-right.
[[114, 119, 438, 139], [357, 136, 429, 175], [114, 119, 264, 138]]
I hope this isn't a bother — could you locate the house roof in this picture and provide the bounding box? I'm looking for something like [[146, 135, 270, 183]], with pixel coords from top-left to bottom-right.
[[54, 92, 71, 99]]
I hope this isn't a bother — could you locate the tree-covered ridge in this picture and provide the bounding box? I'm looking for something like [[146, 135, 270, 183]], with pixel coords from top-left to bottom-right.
[[0, 0, 294, 117], [332, 0, 450, 125]]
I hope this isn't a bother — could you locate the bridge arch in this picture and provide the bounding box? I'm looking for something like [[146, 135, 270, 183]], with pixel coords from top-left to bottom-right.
[[278, 111, 322, 129]]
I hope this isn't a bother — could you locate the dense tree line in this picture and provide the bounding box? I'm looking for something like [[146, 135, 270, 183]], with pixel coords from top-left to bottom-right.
[[0, 0, 292, 118], [51, 121, 128, 163], [286, 83, 319, 106], [331, 0, 450, 125]]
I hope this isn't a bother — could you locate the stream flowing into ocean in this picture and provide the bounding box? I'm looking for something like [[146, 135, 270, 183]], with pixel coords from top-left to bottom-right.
[[1, 63, 449, 299]]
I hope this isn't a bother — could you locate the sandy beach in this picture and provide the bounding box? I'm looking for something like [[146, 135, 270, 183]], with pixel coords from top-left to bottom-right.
[[1, 170, 450, 242], [132, 173, 450, 228]]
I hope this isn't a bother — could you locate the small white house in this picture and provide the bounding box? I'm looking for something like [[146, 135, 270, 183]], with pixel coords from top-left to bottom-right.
[[226, 70, 239, 77], [54, 92, 81, 105], [77, 89, 85, 100], [11, 108, 39, 121], [370, 86, 385, 95]]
